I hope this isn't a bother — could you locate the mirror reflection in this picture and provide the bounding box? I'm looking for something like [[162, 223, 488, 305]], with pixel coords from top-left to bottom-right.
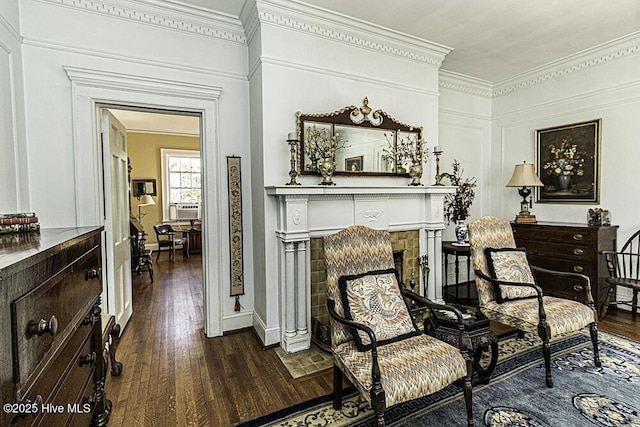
[[297, 98, 422, 177]]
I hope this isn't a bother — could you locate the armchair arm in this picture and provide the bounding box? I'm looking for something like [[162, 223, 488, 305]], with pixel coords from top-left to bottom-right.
[[327, 299, 381, 385], [474, 269, 544, 297], [474, 268, 548, 329], [401, 289, 468, 354], [529, 265, 594, 305]]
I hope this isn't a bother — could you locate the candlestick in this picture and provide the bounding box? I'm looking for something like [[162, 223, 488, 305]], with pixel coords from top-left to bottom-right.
[[286, 133, 300, 186]]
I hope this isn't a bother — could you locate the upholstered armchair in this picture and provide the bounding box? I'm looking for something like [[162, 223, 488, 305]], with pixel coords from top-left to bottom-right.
[[601, 229, 640, 318], [467, 216, 601, 387], [323, 225, 474, 427]]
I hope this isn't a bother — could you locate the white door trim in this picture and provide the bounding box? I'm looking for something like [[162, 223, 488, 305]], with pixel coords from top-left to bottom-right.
[[65, 65, 223, 337]]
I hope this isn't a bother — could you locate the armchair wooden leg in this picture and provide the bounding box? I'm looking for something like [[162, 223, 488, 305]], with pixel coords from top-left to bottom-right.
[[590, 323, 601, 367], [463, 357, 474, 426], [370, 382, 386, 427], [332, 365, 343, 410], [633, 290, 638, 318], [537, 322, 553, 387]]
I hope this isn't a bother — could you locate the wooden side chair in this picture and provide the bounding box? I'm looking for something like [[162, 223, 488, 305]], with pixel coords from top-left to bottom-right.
[[323, 225, 474, 427], [601, 229, 640, 319], [130, 231, 153, 282], [153, 224, 186, 262], [467, 216, 601, 388]]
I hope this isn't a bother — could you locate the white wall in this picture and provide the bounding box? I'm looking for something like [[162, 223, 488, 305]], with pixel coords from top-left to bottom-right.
[[13, 0, 254, 334], [0, 0, 29, 213], [244, 0, 451, 345], [492, 33, 640, 243]]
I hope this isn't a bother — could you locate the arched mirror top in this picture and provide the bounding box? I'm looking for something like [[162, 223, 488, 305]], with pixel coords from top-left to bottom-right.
[[296, 98, 423, 176]]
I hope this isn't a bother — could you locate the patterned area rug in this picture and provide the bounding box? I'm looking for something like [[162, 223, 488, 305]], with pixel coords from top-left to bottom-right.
[[235, 331, 640, 426]]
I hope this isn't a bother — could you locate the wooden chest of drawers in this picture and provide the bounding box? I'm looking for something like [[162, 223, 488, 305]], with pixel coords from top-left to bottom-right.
[[512, 222, 617, 312], [0, 228, 110, 426]]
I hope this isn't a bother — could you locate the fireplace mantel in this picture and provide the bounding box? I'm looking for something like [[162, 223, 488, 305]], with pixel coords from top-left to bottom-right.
[[266, 185, 454, 352]]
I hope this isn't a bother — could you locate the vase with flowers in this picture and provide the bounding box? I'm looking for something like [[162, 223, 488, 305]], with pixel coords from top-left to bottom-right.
[[384, 133, 429, 185], [443, 161, 476, 244], [542, 139, 585, 192], [304, 125, 349, 185]]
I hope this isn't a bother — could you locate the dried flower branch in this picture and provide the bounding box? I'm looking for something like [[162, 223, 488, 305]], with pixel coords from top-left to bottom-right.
[[382, 132, 429, 170], [443, 160, 476, 223], [304, 125, 349, 169]]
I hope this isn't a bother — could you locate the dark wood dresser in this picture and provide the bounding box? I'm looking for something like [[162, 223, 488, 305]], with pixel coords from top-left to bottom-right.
[[0, 227, 111, 426], [511, 222, 617, 313]]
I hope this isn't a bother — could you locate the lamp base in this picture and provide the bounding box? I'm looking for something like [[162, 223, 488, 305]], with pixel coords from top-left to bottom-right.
[[515, 213, 537, 224]]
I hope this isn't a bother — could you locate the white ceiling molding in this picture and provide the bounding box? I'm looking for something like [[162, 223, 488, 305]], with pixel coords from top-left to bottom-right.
[[494, 32, 640, 97], [439, 71, 493, 98], [252, 0, 452, 67], [36, 0, 246, 44]]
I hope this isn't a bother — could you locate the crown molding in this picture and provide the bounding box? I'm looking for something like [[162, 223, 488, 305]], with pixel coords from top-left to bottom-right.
[[439, 70, 493, 98], [493, 31, 640, 97], [252, 0, 452, 67], [35, 0, 246, 44]]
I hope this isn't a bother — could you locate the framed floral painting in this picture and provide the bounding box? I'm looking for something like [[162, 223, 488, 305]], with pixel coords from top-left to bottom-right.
[[535, 119, 601, 203]]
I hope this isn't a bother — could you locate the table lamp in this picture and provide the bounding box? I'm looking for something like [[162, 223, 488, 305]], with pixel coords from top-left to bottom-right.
[[506, 162, 543, 224], [137, 194, 156, 222]]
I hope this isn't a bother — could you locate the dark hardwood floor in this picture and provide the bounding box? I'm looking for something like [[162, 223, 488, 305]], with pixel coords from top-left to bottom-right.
[[106, 255, 639, 426]]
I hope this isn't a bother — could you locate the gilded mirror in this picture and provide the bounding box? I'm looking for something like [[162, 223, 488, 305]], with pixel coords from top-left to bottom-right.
[[296, 98, 422, 176]]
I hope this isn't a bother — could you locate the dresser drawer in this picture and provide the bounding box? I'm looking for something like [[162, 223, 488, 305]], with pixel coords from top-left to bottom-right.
[[12, 328, 95, 427], [513, 226, 594, 245], [529, 254, 594, 276], [11, 246, 101, 390], [519, 239, 592, 261]]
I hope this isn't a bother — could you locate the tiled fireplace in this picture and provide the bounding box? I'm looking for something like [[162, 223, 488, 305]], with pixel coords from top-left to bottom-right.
[[266, 185, 453, 353]]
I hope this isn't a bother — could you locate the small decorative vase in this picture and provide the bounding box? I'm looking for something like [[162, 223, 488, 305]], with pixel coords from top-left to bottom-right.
[[558, 174, 571, 192], [408, 162, 423, 186], [318, 156, 336, 185], [454, 220, 468, 244]]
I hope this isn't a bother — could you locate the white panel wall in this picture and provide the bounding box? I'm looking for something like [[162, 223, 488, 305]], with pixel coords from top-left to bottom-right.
[[15, 0, 254, 333], [244, 0, 450, 345], [0, 0, 29, 213]]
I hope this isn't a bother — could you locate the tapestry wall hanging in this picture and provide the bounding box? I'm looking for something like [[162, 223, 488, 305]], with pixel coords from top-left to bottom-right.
[[535, 119, 601, 203], [227, 156, 244, 308]]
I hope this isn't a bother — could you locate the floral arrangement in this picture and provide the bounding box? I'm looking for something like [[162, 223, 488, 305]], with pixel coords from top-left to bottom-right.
[[542, 139, 585, 177], [383, 132, 428, 170], [443, 160, 476, 223], [304, 125, 348, 169]]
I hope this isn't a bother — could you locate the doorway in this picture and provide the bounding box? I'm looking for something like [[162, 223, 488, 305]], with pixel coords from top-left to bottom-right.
[[101, 106, 204, 332], [67, 67, 223, 337]]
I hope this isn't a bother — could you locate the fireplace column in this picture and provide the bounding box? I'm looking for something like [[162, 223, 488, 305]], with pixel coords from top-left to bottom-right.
[[276, 194, 311, 353]]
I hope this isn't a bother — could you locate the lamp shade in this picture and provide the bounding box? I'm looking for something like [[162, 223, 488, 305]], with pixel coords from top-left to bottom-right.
[[139, 194, 156, 206], [506, 163, 543, 187]]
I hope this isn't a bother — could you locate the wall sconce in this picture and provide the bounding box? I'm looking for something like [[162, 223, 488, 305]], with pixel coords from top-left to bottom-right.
[[137, 194, 156, 223], [506, 162, 543, 224]]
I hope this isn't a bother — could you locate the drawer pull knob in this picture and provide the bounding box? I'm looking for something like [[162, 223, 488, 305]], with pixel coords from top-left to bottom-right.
[[82, 313, 95, 326], [85, 268, 101, 280], [573, 249, 584, 256], [80, 351, 96, 366], [574, 285, 584, 292], [573, 234, 584, 240], [29, 315, 58, 337], [573, 266, 584, 273]]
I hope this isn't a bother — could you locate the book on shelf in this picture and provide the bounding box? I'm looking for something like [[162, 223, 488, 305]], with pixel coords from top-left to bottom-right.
[[0, 212, 36, 219], [0, 216, 39, 225]]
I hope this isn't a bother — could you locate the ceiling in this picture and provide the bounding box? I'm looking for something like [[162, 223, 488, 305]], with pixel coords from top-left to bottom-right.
[[113, 0, 640, 135], [187, 0, 640, 82]]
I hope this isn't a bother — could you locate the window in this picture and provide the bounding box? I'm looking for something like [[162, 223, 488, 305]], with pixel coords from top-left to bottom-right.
[[161, 149, 201, 220]]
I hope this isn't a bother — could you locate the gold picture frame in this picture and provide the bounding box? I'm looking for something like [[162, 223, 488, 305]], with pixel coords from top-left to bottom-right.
[[535, 119, 601, 203]]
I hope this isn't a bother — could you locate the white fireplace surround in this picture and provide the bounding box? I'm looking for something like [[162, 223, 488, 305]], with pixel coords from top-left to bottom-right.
[[266, 185, 454, 353]]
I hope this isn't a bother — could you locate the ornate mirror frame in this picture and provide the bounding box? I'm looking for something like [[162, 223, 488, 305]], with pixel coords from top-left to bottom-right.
[[296, 98, 423, 177]]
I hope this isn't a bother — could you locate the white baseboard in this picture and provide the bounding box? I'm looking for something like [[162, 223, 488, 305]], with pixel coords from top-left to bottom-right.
[[222, 310, 253, 332], [252, 312, 280, 347]]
